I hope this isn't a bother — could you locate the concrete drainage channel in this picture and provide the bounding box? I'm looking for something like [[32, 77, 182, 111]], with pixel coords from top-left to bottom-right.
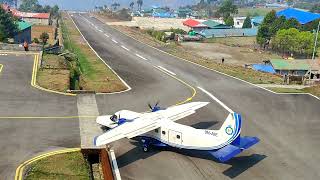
[[77, 94, 120, 180], [81, 148, 115, 180]]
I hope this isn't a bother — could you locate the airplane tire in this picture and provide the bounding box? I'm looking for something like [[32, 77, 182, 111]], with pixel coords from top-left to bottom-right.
[[143, 146, 149, 152]]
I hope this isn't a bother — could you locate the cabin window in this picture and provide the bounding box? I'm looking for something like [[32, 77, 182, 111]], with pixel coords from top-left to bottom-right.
[[162, 131, 166, 135], [155, 129, 158, 133], [176, 135, 180, 139]]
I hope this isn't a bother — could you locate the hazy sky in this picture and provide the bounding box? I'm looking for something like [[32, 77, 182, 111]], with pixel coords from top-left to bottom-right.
[[38, 0, 199, 11]]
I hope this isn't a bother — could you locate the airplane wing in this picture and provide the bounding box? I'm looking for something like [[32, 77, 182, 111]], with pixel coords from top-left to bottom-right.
[[160, 102, 209, 122], [94, 113, 163, 146], [94, 102, 209, 146]]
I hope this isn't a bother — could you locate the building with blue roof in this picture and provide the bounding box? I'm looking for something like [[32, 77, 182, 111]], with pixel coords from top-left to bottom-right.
[[276, 8, 320, 25], [251, 16, 264, 27]]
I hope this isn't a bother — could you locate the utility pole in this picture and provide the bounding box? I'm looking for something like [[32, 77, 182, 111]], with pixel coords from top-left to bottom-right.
[[309, 20, 320, 84], [312, 21, 320, 61]]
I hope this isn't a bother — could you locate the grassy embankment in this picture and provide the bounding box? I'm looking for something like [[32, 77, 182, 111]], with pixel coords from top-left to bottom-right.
[[268, 86, 320, 97], [25, 151, 90, 180], [37, 13, 127, 93]]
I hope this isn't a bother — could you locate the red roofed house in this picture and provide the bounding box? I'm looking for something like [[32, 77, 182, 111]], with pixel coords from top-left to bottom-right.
[[183, 19, 208, 32], [1, 4, 51, 25]]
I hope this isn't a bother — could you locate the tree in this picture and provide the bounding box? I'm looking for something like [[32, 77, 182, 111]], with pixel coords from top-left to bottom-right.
[[111, 3, 120, 11], [283, 18, 301, 30], [242, 16, 252, 28], [0, 7, 18, 42], [40, 32, 49, 44], [310, 4, 320, 13], [225, 16, 234, 27], [129, 2, 134, 11], [271, 28, 315, 57], [137, 0, 143, 11], [19, 0, 39, 12], [50, 5, 59, 18], [256, 10, 277, 48], [217, 0, 238, 20]]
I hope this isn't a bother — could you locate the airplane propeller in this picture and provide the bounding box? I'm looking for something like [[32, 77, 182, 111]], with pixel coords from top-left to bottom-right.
[[148, 101, 161, 112]]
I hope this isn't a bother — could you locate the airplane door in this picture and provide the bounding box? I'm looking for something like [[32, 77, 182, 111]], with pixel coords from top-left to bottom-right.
[[169, 130, 182, 145]]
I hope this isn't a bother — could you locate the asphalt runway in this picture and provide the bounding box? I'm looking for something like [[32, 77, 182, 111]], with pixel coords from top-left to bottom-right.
[[0, 54, 79, 179], [73, 13, 320, 180]]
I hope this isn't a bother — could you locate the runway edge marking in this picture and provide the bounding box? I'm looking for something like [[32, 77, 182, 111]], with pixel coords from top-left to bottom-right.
[[15, 148, 81, 180], [109, 149, 122, 180], [198, 87, 233, 113], [95, 15, 320, 101], [31, 54, 76, 96], [69, 13, 132, 95]]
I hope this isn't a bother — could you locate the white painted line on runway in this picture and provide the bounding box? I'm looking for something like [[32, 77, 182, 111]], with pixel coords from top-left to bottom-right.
[[104, 34, 110, 38], [121, 45, 130, 51], [98, 29, 103, 32], [135, 54, 148, 60], [198, 87, 234, 113], [110, 149, 122, 180], [0, 54, 8, 56], [158, 66, 176, 76], [112, 39, 118, 44]]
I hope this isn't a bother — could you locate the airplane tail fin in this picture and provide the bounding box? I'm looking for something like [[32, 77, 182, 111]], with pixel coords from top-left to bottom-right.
[[219, 112, 242, 139], [208, 113, 260, 162]]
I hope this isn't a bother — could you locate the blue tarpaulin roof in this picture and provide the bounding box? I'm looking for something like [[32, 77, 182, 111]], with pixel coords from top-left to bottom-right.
[[252, 64, 276, 74], [276, 8, 320, 25]]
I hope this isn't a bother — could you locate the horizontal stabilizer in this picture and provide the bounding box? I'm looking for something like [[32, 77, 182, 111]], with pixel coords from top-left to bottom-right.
[[208, 145, 242, 162], [234, 136, 260, 150]]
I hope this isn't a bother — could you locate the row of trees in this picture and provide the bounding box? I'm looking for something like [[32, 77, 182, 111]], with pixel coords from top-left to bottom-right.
[[0, 7, 18, 42], [257, 10, 304, 49], [19, 0, 59, 18], [109, 0, 143, 11], [257, 10, 320, 57]]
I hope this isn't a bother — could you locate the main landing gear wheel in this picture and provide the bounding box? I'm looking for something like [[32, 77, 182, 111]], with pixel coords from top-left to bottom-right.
[[143, 146, 149, 152]]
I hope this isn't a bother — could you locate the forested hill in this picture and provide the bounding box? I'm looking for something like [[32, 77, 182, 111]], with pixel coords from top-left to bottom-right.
[[38, 0, 199, 10]]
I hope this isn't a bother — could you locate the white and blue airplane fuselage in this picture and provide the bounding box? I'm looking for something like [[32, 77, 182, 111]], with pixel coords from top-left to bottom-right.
[[94, 102, 259, 162]]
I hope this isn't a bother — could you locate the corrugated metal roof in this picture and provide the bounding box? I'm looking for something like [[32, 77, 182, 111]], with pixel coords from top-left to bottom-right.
[[17, 20, 31, 31], [270, 59, 310, 70], [199, 28, 258, 38], [1, 4, 50, 19], [202, 20, 230, 29], [183, 19, 207, 28], [276, 8, 320, 25], [251, 16, 264, 25]]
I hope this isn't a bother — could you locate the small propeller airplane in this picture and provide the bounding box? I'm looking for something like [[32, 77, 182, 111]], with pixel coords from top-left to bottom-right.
[[94, 101, 259, 162]]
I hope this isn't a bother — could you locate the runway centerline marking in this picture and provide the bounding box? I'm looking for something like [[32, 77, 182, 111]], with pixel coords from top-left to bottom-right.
[[198, 87, 233, 113], [157, 66, 176, 76], [135, 54, 148, 60], [104, 33, 109, 37], [121, 45, 129, 51], [112, 39, 118, 44]]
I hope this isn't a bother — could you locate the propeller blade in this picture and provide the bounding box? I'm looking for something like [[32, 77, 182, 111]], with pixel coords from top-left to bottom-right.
[[155, 101, 160, 107]]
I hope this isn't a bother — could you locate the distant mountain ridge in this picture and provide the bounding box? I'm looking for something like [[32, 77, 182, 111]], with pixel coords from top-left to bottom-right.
[[39, 0, 200, 11]]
